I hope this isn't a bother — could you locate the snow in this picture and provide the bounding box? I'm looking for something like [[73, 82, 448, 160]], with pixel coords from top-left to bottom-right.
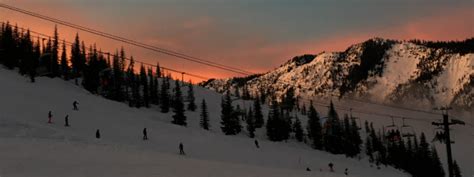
[[367, 43, 423, 102], [433, 53, 474, 106], [0, 67, 409, 177]]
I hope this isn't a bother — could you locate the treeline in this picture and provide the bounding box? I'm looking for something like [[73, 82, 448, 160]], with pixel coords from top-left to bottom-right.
[[0, 22, 198, 127], [228, 86, 458, 177], [410, 38, 474, 55]]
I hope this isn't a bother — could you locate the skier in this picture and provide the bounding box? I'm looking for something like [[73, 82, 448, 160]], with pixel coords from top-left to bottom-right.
[[143, 128, 148, 140], [254, 139, 260, 148], [306, 167, 311, 171], [73, 101, 79, 110], [344, 168, 348, 175], [179, 142, 185, 155], [96, 129, 101, 139], [328, 162, 334, 172], [64, 115, 69, 127], [48, 111, 52, 123]]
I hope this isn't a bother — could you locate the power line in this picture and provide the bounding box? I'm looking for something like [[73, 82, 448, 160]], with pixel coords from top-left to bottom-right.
[[1, 21, 210, 81], [0, 3, 254, 76], [300, 97, 439, 124], [342, 97, 442, 116]]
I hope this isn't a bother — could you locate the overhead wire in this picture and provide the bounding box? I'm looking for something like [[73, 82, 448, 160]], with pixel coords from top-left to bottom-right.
[[0, 21, 210, 81], [0, 3, 254, 76]]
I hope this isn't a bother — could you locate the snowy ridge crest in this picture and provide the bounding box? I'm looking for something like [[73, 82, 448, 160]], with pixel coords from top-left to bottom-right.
[[202, 38, 474, 109]]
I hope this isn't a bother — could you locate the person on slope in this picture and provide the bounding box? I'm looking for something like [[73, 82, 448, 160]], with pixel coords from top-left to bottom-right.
[[179, 142, 185, 155], [96, 129, 101, 139], [64, 115, 70, 127], [48, 111, 52, 123], [73, 101, 79, 110], [143, 128, 148, 140], [328, 162, 334, 172], [254, 139, 260, 149]]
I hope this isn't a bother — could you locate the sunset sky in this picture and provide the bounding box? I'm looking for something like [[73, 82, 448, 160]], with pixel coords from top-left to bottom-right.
[[1, 0, 473, 81]]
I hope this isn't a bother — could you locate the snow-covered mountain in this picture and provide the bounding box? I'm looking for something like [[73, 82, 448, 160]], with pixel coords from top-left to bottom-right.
[[202, 38, 474, 110]]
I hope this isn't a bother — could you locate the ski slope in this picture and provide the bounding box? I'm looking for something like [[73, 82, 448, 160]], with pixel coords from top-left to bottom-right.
[[0, 67, 470, 176]]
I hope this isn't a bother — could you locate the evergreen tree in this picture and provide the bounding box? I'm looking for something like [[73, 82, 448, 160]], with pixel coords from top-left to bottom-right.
[[140, 65, 149, 107], [111, 51, 124, 101], [266, 100, 280, 141], [171, 80, 187, 126], [60, 39, 69, 80], [350, 116, 362, 156], [242, 85, 250, 100], [70, 33, 82, 79], [126, 56, 135, 107], [430, 145, 445, 177], [200, 99, 210, 130], [324, 101, 343, 154], [29, 37, 40, 82], [281, 87, 296, 111], [246, 107, 256, 138], [148, 67, 156, 104], [266, 100, 290, 141], [51, 25, 60, 77], [220, 93, 241, 135], [186, 82, 197, 111], [453, 160, 462, 177], [253, 97, 264, 128], [307, 101, 322, 149], [159, 76, 170, 113], [293, 115, 304, 142], [301, 102, 307, 115], [156, 62, 162, 78], [1, 22, 16, 69], [18, 29, 33, 76]]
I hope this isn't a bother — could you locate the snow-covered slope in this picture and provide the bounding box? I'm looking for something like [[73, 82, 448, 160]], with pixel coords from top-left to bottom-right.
[[0, 67, 411, 177], [202, 38, 474, 110]]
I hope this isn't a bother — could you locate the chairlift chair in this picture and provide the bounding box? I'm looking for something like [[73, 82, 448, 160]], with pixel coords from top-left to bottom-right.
[[400, 118, 416, 138], [384, 116, 401, 142]]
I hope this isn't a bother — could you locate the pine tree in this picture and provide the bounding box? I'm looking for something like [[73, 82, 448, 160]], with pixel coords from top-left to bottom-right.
[[266, 100, 280, 141], [70, 33, 82, 79], [186, 82, 196, 111], [1, 22, 16, 69], [159, 76, 170, 113], [29, 37, 40, 82], [266, 100, 290, 141], [140, 65, 149, 107], [60, 39, 69, 80], [324, 101, 343, 154], [50, 25, 60, 77], [281, 87, 296, 111], [253, 97, 264, 128], [126, 56, 135, 107], [156, 62, 162, 78], [220, 93, 241, 135], [171, 80, 186, 126], [307, 101, 322, 149], [453, 160, 462, 177], [200, 99, 210, 130], [242, 85, 250, 100], [300, 103, 307, 115], [350, 116, 362, 156], [246, 107, 256, 138], [111, 51, 124, 101], [18, 29, 33, 76], [293, 115, 304, 142], [430, 145, 445, 177]]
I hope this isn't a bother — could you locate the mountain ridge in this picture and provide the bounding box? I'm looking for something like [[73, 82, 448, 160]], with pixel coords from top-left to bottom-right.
[[201, 38, 474, 110]]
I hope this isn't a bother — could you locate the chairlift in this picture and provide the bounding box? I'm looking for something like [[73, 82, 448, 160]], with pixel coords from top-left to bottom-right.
[[400, 118, 416, 138], [384, 116, 401, 142]]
